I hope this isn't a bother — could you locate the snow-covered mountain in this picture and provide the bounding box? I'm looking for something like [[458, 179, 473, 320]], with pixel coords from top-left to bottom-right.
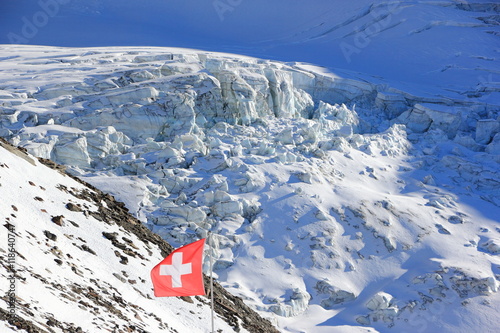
[[0, 137, 278, 333], [0, 45, 499, 332]]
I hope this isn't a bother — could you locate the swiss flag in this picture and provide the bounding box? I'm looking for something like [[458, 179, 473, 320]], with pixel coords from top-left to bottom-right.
[[151, 238, 206, 297]]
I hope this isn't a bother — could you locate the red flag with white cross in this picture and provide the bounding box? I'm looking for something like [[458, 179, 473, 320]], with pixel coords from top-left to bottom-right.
[[151, 238, 206, 297]]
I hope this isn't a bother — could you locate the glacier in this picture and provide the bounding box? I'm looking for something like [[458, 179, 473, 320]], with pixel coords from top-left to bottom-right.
[[0, 45, 499, 332]]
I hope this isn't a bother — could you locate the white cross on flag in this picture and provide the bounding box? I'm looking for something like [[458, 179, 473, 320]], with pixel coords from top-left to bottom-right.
[[151, 238, 206, 297]]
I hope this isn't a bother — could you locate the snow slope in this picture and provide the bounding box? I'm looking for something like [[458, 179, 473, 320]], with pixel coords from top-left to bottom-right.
[[1, 0, 499, 105], [0, 137, 279, 332], [0, 45, 499, 332]]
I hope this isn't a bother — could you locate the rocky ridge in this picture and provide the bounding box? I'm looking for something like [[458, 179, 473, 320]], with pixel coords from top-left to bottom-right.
[[0, 137, 278, 333]]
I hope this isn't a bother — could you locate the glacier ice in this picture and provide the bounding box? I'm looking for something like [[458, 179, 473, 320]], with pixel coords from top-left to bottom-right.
[[0, 46, 499, 331]]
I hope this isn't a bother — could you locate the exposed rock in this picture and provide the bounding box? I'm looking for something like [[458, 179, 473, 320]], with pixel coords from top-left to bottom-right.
[[43, 230, 57, 241], [65, 203, 82, 212], [51, 215, 65, 226]]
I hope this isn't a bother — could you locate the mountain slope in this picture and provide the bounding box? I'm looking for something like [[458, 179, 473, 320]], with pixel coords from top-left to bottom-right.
[[0, 137, 279, 333], [1, 0, 499, 105]]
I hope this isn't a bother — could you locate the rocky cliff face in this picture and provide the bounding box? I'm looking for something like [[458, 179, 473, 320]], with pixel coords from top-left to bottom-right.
[[1, 46, 499, 332]]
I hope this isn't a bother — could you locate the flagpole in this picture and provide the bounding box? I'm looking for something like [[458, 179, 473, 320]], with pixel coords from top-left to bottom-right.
[[209, 232, 215, 333]]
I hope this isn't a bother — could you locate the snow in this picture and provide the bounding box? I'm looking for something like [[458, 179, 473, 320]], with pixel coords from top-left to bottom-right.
[[1, 1, 499, 105]]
